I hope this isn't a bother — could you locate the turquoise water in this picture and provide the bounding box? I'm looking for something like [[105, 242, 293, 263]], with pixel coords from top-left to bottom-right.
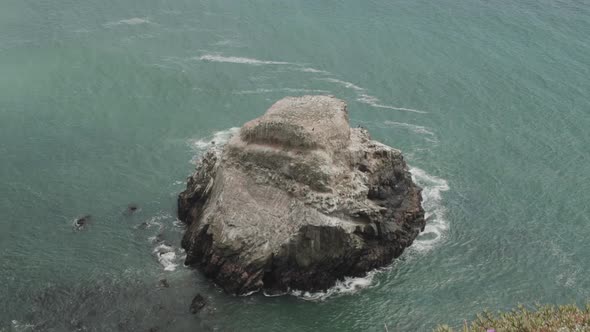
[[1, 0, 589, 330]]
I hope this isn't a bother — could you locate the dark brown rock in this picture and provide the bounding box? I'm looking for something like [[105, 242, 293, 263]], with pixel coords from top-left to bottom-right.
[[158, 279, 169, 288], [189, 294, 207, 314], [73, 215, 92, 231]]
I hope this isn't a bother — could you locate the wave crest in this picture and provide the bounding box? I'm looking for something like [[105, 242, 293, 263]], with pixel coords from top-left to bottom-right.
[[288, 269, 381, 301], [410, 167, 450, 252], [188, 127, 240, 162]]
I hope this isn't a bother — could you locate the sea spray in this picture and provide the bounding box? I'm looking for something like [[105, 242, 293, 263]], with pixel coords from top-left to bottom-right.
[[410, 167, 450, 253]]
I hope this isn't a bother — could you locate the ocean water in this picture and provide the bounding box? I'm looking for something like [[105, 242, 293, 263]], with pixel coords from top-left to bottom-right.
[[1, 0, 589, 331]]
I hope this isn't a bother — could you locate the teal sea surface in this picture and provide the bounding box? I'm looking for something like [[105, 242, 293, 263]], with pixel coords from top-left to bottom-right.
[[1, 0, 589, 331]]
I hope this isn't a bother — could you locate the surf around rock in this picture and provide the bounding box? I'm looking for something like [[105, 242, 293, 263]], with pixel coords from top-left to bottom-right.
[[178, 95, 425, 295]]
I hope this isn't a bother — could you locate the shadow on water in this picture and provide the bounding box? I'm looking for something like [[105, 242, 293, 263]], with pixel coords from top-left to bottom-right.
[[6, 275, 218, 332]]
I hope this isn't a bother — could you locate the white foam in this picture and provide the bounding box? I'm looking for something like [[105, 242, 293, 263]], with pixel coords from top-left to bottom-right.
[[173, 219, 185, 228], [290, 269, 380, 301], [194, 51, 333, 76], [318, 78, 366, 92], [10, 320, 35, 331], [153, 244, 178, 271], [239, 289, 261, 297], [546, 238, 581, 290], [195, 54, 292, 65], [383, 121, 438, 143], [316, 79, 428, 114], [409, 167, 450, 252], [143, 214, 170, 231], [188, 128, 240, 164], [159, 252, 178, 271], [189, 127, 240, 151], [193, 53, 426, 114], [104, 17, 150, 27], [383, 121, 435, 136], [262, 290, 288, 297], [234, 88, 331, 95], [154, 243, 174, 252], [357, 94, 428, 114], [299, 67, 331, 74]]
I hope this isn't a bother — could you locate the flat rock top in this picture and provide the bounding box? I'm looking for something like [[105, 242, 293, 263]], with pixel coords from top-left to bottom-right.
[[240, 95, 350, 151]]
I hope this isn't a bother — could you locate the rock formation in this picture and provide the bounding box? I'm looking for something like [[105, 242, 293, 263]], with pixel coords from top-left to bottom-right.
[[189, 294, 207, 314], [178, 95, 425, 295]]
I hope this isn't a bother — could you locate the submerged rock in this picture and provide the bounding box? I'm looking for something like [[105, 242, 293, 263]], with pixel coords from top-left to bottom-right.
[[178, 95, 425, 295], [158, 279, 170, 288], [189, 294, 207, 314], [73, 215, 92, 231], [123, 203, 139, 216], [128, 204, 139, 212]]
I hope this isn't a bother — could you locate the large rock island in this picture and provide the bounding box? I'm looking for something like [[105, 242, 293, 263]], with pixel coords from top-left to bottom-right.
[[178, 96, 425, 295]]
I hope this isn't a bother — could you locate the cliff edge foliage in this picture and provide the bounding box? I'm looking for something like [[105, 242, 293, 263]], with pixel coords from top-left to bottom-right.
[[435, 303, 590, 332]]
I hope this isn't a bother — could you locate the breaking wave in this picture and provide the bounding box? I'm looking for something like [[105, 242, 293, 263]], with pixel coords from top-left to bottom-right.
[[151, 229, 186, 272], [153, 244, 180, 271], [137, 212, 187, 272], [289, 269, 382, 301], [188, 127, 240, 161], [409, 167, 450, 253]]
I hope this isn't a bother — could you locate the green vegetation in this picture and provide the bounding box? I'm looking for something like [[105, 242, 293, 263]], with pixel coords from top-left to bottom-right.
[[435, 304, 590, 332]]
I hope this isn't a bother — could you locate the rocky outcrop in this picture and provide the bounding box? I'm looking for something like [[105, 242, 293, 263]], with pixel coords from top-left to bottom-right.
[[189, 294, 207, 314], [178, 95, 425, 295]]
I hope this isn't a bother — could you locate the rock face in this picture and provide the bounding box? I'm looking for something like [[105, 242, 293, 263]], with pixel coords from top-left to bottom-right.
[[178, 95, 425, 295]]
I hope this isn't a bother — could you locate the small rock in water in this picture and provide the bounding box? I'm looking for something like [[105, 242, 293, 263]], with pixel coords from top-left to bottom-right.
[[189, 294, 207, 314], [73, 215, 91, 231], [124, 203, 139, 216], [158, 279, 170, 288]]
